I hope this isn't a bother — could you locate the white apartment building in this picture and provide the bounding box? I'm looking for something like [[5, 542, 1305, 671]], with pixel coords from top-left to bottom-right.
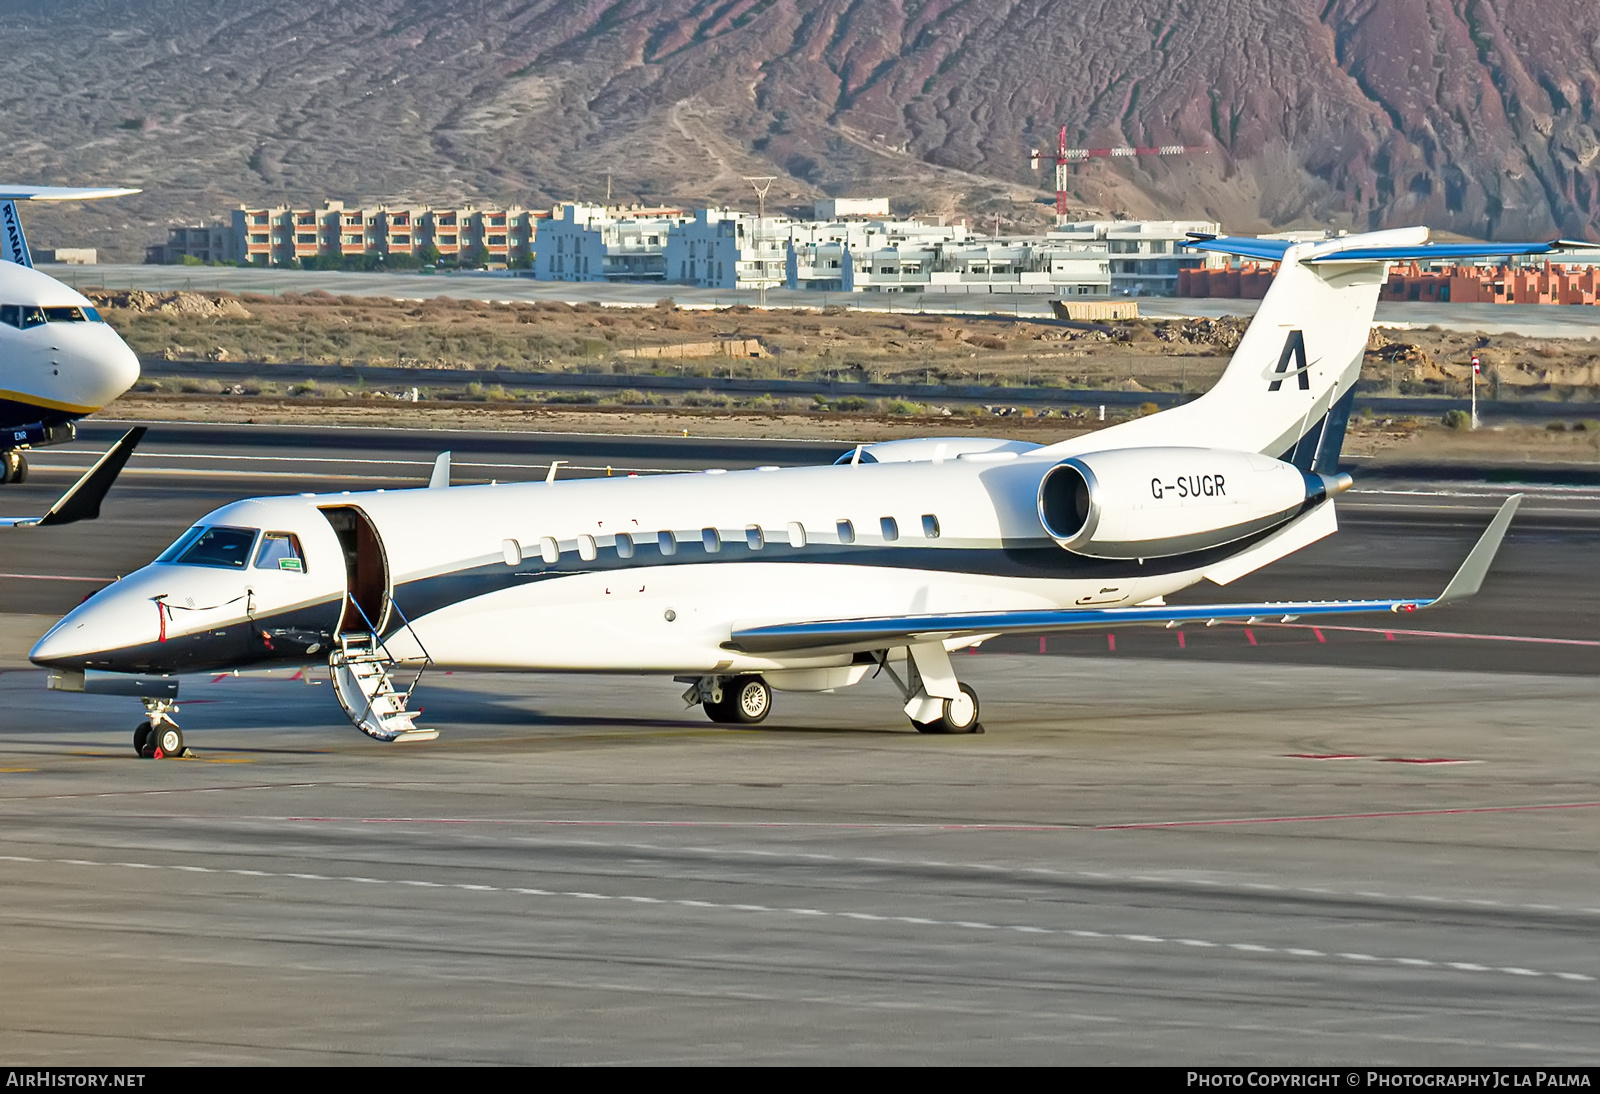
[[664, 208, 790, 290], [1049, 219, 1221, 296], [535, 202, 692, 282], [847, 240, 1111, 296], [786, 219, 973, 291], [813, 197, 890, 220]]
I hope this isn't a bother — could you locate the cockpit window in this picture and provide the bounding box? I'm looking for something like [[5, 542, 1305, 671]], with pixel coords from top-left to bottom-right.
[[254, 531, 307, 573], [0, 305, 46, 330], [0, 305, 103, 327], [175, 526, 258, 569], [155, 526, 207, 563]]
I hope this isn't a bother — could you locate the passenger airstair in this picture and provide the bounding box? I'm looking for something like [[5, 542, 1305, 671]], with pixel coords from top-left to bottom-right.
[[328, 601, 438, 743]]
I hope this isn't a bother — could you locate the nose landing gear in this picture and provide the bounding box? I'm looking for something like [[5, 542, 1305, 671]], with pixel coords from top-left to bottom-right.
[[134, 697, 189, 759]]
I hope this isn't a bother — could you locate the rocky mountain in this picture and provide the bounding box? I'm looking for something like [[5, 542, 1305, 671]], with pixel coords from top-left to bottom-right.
[[4, 0, 1598, 260]]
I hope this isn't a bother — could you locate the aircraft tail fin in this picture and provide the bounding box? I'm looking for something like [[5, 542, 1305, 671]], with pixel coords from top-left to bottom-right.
[[1, 201, 31, 267], [0, 186, 141, 268], [1040, 229, 1584, 462]]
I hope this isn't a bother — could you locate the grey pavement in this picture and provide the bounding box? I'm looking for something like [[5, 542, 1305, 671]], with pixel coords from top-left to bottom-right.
[[0, 656, 1595, 1063], [1, 422, 1596, 1063]]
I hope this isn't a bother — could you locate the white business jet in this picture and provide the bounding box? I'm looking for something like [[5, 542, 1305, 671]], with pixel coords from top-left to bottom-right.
[[33, 227, 1564, 758], [1, 186, 143, 491]]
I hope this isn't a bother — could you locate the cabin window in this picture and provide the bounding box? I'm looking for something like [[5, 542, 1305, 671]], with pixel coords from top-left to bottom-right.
[[539, 536, 560, 564], [658, 530, 677, 556], [501, 539, 522, 567], [702, 528, 721, 553], [836, 519, 855, 544], [880, 517, 899, 542], [787, 521, 806, 548], [577, 534, 598, 561], [176, 526, 258, 569], [254, 532, 307, 572], [745, 525, 764, 550], [615, 532, 634, 558], [922, 514, 941, 539]]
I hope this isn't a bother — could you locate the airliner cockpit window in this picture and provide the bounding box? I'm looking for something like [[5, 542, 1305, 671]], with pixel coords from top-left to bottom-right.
[[254, 531, 307, 573], [176, 526, 259, 569], [43, 306, 92, 323], [0, 305, 46, 329]]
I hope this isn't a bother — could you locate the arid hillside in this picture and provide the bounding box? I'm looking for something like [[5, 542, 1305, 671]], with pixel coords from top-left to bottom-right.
[[6, 0, 1600, 258]]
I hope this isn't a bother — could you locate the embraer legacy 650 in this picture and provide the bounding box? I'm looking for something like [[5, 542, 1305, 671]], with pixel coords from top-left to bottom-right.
[[34, 228, 1560, 758], [1, 186, 145, 523]]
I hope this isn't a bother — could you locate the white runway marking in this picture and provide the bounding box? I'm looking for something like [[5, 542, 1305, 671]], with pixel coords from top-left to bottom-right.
[[0, 853, 1591, 986]]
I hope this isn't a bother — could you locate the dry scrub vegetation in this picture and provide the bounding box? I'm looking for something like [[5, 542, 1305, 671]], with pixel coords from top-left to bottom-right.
[[94, 290, 1600, 407]]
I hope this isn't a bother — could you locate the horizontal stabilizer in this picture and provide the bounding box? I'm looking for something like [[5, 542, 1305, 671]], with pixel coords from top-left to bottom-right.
[[0, 427, 147, 528], [724, 495, 1520, 654], [1183, 232, 1590, 265], [1304, 240, 1590, 264], [1181, 235, 1293, 262]]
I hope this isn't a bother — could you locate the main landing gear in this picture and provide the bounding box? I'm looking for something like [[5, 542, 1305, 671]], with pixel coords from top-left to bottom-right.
[[681, 646, 983, 735], [878, 644, 984, 735], [909, 682, 982, 735], [682, 674, 772, 724], [133, 697, 190, 759], [0, 451, 28, 485]]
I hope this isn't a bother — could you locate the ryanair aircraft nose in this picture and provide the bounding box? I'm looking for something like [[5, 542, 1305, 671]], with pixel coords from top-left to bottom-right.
[[53, 318, 142, 408]]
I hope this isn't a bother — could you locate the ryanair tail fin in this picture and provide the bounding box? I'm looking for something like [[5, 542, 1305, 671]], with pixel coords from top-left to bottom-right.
[[1, 201, 31, 267], [0, 186, 141, 268]]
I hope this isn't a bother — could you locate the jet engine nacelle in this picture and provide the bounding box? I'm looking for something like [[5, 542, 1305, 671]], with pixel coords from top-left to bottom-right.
[[1036, 447, 1349, 559]]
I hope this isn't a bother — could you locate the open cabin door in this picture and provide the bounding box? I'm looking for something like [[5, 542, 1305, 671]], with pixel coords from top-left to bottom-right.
[[320, 505, 390, 636]]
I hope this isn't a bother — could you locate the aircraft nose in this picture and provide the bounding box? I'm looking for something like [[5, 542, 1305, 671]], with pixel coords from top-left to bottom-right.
[[54, 324, 141, 408], [29, 580, 154, 670], [90, 330, 141, 403]]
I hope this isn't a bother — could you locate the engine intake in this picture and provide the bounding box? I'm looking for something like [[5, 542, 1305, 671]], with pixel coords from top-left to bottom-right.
[[1037, 447, 1348, 559]]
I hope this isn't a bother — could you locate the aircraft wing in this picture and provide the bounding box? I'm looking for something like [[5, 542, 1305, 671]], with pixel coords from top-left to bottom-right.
[[0, 186, 141, 202], [0, 427, 146, 528], [724, 495, 1520, 655]]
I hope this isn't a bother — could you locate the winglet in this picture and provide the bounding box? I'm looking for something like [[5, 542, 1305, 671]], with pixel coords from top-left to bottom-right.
[[428, 451, 451, 489], [24, 427, 147, 527], [1430, 494, 1521, 607]]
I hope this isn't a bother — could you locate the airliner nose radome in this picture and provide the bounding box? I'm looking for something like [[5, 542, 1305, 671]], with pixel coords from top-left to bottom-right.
[[62, 323, 141, 408], [100, 331, 142, 400]]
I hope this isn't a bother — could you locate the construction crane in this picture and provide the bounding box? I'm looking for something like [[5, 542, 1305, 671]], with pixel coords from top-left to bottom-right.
[[1030, 125, 1205, 218]]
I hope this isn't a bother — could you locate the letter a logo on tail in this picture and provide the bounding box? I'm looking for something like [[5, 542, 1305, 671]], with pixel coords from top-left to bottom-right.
[[1269, 329, 1311, 391]]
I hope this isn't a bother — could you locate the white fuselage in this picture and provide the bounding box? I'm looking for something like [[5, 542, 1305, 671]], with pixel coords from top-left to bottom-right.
[[0, 261, 140, 440], [32, 449, 1266, 681]]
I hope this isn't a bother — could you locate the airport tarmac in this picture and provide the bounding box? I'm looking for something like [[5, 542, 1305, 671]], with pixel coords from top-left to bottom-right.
[[1, 421, 1596, 1063]]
